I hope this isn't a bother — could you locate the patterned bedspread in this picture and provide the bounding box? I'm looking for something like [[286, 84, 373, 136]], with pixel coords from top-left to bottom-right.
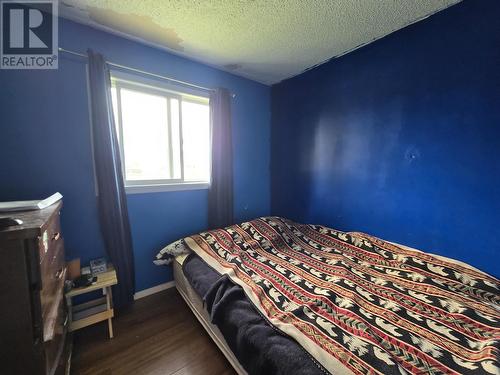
[[184, 217, 500, 375]]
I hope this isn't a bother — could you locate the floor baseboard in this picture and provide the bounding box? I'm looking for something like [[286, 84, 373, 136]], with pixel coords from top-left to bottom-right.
[[134, 280, 175, 300]]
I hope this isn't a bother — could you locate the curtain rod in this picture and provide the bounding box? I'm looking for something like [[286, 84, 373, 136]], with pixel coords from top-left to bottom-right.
[[58, 47, 235, 97]]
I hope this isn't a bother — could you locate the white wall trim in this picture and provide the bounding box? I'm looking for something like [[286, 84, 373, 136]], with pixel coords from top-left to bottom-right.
[[125, 182, 209, 195], [134, 280, 175, 300]]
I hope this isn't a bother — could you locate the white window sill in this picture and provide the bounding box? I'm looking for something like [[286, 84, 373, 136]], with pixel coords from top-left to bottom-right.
[[125, 182, 210, 195]]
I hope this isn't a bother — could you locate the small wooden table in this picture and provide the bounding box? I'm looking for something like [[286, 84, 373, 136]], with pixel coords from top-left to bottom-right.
[[65, 265, 117, 339]]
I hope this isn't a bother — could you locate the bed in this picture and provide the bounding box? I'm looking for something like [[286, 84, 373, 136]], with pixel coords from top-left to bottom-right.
[[159, 217, 500, 375]]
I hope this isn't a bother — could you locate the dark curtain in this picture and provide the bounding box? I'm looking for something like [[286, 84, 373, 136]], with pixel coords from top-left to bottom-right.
[[87, 49, 135, 309], [208, 88, 233, 229]]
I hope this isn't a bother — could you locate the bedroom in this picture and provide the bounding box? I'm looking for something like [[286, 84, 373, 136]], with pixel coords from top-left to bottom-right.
[[0, 0, 498, 374]]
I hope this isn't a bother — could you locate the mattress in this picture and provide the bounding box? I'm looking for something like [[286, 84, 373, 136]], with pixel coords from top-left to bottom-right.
[[174, 254, 328, 375], [173, 256, 248, 375]]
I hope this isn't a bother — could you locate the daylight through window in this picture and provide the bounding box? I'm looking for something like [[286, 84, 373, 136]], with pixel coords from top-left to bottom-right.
[[110, 75, 211, 190]]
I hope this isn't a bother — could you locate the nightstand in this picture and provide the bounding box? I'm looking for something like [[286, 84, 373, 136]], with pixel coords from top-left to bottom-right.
[[65, 265, 117, 339]]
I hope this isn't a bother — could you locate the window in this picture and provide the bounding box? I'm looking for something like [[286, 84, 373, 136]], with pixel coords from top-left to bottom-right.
[[110, 73, 211, 193]]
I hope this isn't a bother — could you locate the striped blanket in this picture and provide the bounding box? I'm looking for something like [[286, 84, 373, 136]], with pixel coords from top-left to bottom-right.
[[185, 217, 500, 375]]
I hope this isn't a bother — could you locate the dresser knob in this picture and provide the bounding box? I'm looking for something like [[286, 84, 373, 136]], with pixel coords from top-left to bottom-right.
[[55, 269, 64, 280], [52, 232, 60, 241]]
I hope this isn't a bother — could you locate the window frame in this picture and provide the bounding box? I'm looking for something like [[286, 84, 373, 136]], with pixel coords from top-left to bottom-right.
[[110, 71, 211, 194]]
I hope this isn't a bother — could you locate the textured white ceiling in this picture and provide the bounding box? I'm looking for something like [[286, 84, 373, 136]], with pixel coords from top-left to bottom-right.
[[60, 0, 461, 85]]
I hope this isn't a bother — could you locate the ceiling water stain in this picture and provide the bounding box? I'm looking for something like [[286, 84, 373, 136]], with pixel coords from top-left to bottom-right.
[[61, 1, 85, 11], [87, 7, 184, 51]]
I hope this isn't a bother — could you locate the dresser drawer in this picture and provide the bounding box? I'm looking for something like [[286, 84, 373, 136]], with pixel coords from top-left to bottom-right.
[[40, 239, 66, 322], [44, 297, 67, 375], [38, 211, 62, 264]]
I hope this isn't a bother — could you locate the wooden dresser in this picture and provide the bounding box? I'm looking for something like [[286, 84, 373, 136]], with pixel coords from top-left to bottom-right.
[[0, 201, 70, 375]]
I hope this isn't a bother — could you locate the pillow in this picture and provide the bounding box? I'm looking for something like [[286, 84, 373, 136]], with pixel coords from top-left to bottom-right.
[[153, 238, 191, 266]]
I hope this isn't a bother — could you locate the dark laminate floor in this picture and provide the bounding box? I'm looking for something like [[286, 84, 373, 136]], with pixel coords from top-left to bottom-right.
[[72, 288, 237, 375]]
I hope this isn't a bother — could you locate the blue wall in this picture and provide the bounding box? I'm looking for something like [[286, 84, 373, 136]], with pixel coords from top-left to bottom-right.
[[0, 19, 270, 291], [271, 0, 500, 277]]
